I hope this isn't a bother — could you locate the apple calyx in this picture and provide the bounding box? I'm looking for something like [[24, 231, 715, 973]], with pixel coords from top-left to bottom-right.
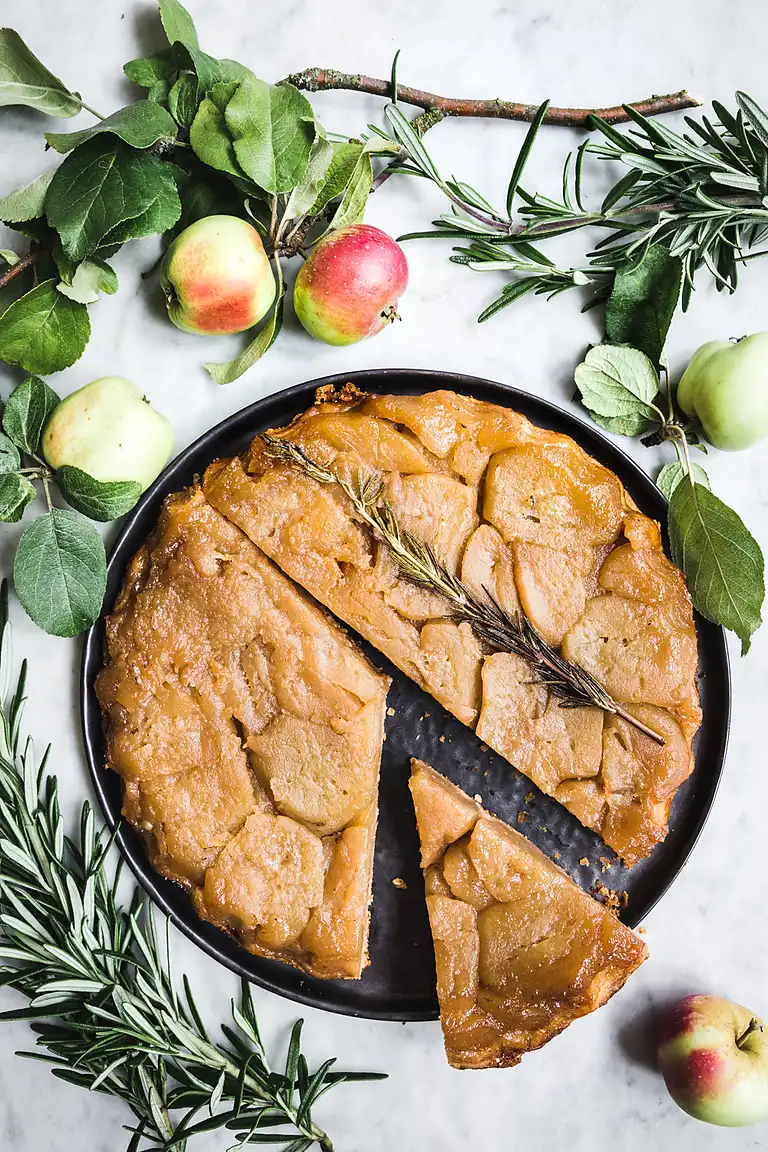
[[381, 305, 401, 324]]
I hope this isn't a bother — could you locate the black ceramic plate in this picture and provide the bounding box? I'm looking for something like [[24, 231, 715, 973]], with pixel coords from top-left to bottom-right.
[[81, 369, 730, 1022]]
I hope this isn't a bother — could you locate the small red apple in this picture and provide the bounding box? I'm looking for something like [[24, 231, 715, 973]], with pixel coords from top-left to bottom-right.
[[293, 223, 408, 346], [161, 215, 276, 336], [657, 994, 768, 1126]]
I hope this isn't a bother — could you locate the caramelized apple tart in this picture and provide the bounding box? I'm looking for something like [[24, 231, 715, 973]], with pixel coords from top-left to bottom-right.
[[203, 387, 701, 866], [96, 487, 389, 978], [409, 759, 648, 1068]]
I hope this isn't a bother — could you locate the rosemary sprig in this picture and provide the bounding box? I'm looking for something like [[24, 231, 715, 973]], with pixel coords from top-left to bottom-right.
[[0, 584, 384, 1152], [387, 91, 768, 319], [260, 435, 664, 745]]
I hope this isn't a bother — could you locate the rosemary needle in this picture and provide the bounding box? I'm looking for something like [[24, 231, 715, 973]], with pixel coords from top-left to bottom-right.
[[260, 435, 665, 745]]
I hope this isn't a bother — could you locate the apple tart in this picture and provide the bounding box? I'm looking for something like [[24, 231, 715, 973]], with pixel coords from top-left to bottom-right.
[[95, 487, 389, 978], [409, 759, 648, 1068], [202, 387, 701, 866]]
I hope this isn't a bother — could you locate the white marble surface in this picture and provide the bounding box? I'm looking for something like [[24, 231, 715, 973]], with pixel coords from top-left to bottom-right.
[[1, 1, 768, 1149]]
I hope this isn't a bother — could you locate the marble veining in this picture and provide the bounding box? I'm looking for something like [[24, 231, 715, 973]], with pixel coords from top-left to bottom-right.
[[1, 1, 767, 1149]]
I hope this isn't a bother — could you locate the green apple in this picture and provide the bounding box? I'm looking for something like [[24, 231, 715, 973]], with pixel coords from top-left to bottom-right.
[[677, 333, 768, 450], [42, 376, 173, 492], [657, 994, 768, 1126], [161, 215, 276, 335]]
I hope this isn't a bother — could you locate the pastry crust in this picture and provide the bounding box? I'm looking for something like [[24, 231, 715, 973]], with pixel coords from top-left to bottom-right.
[[96, 487, 389, 979], [409, 759, 648, 1069], [203, 387, 700, 865]]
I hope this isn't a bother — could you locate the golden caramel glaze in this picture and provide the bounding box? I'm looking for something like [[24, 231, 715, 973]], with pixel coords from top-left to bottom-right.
[[96, 488, 389, 978], [202, 388, 701, 866], [409, 760, 647, 1069]]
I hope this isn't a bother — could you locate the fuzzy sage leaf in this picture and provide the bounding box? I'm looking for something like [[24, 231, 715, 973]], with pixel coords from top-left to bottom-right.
[[669, 479, 764, 654]]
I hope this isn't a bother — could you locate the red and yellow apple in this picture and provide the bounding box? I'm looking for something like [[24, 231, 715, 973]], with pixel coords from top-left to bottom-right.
[[294, 223, 408, 346], [161, 215, 276, 335], [657, 994, 768, 1127]]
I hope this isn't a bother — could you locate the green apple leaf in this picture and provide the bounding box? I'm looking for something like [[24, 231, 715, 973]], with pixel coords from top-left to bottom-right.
[[13, 508, 106, 637], [574, 344, 662, 436], [669, 479, 764, 654], [168, 73, 198, 128], [310, 141, 363, 213], [45, 102, 178, 153], [605, 246, 683, 367], [284, 134, 334, 219], [205, 264, 285, 384], [0, 473, 36, 522], [2, 375, 60, 454], [0, 250, 18, 266], [0, 172, 54, 224], [46, 137, 181, 261], [189, 83, 257, 186], [159, 0, 200, 49], [225, 77, 317, 194], [123, 52, 177, 103], [0, 281, 90, 374], [0, 29, 81, 117], [326, 151, 373, 233], [173, 176, 243, 235], [171, 43, 252, 94], [0, 432, 20, 474], [57, 465, 141, 522], [57, 257, 118, 304], [656, 461, 710, 500]]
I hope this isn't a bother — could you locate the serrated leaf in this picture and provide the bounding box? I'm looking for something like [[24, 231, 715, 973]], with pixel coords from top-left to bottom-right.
[[284, 134, 334, 219], [656, 461, 710, 500], [159, 0, 199, 48], [171, 42, 252, 94], [0, 431, 20, 473], [0, 473, 35, 522], [574, 344, 661, 427], [168, 73, 198, 128], [57, 466, 140, 522], [205, 269, 284, 384], [604, 247, 683, 366], [0, 173, 54, 224], [225, 77, 317, 194], [46, 137, 181, 261], [45, 102, 177, 154], [0, 29, 80, 117], [123, 52, 177, 103], [310, 141, 363, 213], [324, 151, 373, 234], [14, 508, 106, 636], [189, 83, 250, 181], [0, 281, 90, 374], [586, 407, 654, 437], [2, 375, 60, 454], [56, 258, 117, 305], [669, 480, 764, 654], [174, 176, 243, 235]]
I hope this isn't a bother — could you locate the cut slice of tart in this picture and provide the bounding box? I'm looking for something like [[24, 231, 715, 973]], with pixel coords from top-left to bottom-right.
[[408, 759, 648, 1069], [96, 487, 390, 979], [202, 386, 701, 866]]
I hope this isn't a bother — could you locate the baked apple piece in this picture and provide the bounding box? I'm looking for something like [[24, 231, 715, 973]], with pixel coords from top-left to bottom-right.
[[409, 759, 648, 1069]]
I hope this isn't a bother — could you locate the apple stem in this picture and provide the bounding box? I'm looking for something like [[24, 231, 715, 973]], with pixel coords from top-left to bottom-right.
[[736, 1018, 763, 1049]]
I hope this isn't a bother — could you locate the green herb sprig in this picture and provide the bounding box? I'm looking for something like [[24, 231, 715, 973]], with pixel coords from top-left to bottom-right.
[[0, 582, 384, 1151], [260, 433, 665, 743], [573, 344, 764, 653]]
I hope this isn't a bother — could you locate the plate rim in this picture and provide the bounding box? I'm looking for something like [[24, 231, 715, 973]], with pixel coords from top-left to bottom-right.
[[80, 367, 731, 1021]]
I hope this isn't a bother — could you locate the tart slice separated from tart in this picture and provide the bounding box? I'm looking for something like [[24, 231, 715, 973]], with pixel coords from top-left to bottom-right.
[[409, 759, 648, 1069], [96, 487, 390, 979]]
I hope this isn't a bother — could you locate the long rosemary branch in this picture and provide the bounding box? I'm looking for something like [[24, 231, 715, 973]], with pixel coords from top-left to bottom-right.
[[260, 436, 664, 745], [0, 584, 384, 1152]]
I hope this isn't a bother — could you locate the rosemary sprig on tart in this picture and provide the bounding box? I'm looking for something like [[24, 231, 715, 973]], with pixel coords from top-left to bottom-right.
[[260, 434, 665, 745]]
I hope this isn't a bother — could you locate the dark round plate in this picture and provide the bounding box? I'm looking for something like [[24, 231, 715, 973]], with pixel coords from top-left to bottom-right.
[[81, 369, 730, 1022]]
